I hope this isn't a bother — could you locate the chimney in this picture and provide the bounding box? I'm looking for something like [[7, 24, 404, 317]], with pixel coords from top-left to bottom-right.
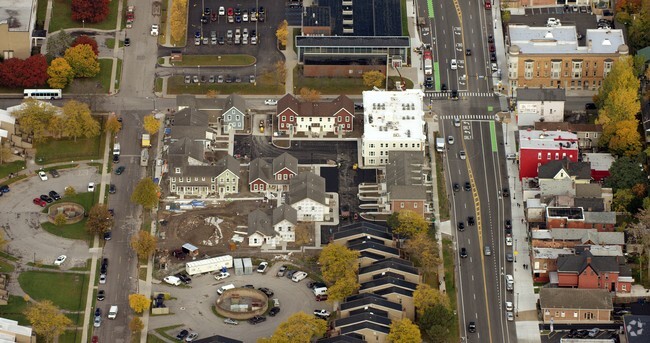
[[586, 257, 592, 265]]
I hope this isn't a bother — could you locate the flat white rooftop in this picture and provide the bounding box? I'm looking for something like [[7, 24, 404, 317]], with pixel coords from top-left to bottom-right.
[[362, 89, 425, 142], [520, 129, 578, 150], [509, 25, 626, 55]]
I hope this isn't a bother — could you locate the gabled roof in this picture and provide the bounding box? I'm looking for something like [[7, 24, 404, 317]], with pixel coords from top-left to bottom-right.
[[317, 335, 366, 343], [372, 285, 414, 297], [538, 158, 591, 180], [273, 152, 298, 175], [173, 107, 209, 127], [333, 222, 393, 241], [194, 335, 243, 343], [247, 209, 274, 236], [277, 94, 354, 118], [360, 276, 417, 292], [348, 241, 400, 257], [359, 258, 419, 277], [339, 322, 390, 335], [584, 211, 616, 224], [385, 151, 425, 187], [574, 198, 604, 212], [575, 183, 602, 198], [288, 172, 327, 205], [549, 229, 624, 245], [341, 293, 402, 312], [215, 155, 240, 179], [557, 251, 624, 274], [389, 185, 427, 200], [539, 288, 612, 310], [335, 313, 392, 329], [248, 158, 272, 184], [272, 204, 297, 226], [223, 94, 247, 114]]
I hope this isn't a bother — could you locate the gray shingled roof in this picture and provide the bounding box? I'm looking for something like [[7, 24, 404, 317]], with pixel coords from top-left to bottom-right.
[[340, 293, 402, 312], [223, 94, 247, 115], [584, 211, 616, 224], [556, 251, 623, 274], [574, 198, 604, 212], [348, 241, 400, 257], [168, 138, 206, 164], [359, 258, 419, 276], [247, 209, 274, 236], [575, 183, 602, 198], [173, 107, 209, 127], [539, 288, 612, 310], [538, 158, 591, 180], [288, 172, 327, 205], [272, 204, 297, 226], [273, 153, 298, 177], [335, 313, 392, 329], [373, 286, 414, 297], [517, 88, 566, 102], [385, 151, 425, 187], [389, 185, 427, 200], [360, 276, 417, 291], [248, 158, 271, 184], [215, 155, 240, 179], [333, 222, 393, 240]]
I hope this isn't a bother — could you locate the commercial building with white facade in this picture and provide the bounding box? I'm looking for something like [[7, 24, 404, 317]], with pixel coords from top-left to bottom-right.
[[361, 90, 425, 167], [516, 88, 566, 127]]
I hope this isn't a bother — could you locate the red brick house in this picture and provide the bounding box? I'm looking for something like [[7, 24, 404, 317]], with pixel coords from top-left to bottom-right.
[[248, 153, 298, 192], [276, 94, 354, 135], [556, 251, 634, 293], [545, 207, 616, 232]]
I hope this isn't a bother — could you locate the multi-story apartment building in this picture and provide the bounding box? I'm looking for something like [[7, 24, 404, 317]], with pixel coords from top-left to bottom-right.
[[361, 90, 425, 167], [507, 25, 627, 96]]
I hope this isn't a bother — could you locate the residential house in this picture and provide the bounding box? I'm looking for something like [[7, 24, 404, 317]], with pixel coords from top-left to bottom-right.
[[0, 317, 35, 343], [288, 172, 329, 221], [0, 0, 38, 59], [582, 153, 615, 181], [276, 94, 354, 135], [358, 258, 420, 284], [535, 122, 603, 150], [176, 95, 223, 128], [347, 237, 401, 267], [507, 25, 628, 96], [247, 205, 298, 247], [574, 183, 610, 212], [531, 247, 574, 283], [333, 313, 391, 343], [221, 95, 247, 133], [538, 158, 591, 198], [516, 88, 566, 126], [519, 130, 579, 180], [546, 207, 616, 232], [556, 251, 634, 292], [532, 228, 624, 249], [339, 293, 405, 321], [361, 90, 426, 167], [248, 153, 298, 193], [332, 222, 394, 247], [214, 155, 240, 195], [359, 276, 416, 320], [539, 288, 612, 324], [384, 151, 427, 216]]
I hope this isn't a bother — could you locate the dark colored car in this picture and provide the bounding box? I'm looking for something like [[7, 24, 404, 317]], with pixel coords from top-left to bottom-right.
[[115, 166, 125, 175], [468, 216, 475, 226], [505, 219, 512, 229], [286, 270, 296, 279], [97, 290, 105, 301], [465, 49, 471, 56], [490, 53, 497, 62], [269, 307, 280, 316], [468, 322, 476, 333], [175, 272, 192, 284], [103, 231, 112, 241], [112, 154, 119, 163], [506, 252, 514, 262], [451, 90, 459, 100], [316, 294, 328, 301], [441, 83, 447, 91], [243, 284, 255, 289], [109, 184, 116, 194], [102, 258, 108, 268], [458, 222, 465, 231], [425, 76, 434, 89], [453, 183, 460, 192], [100, 264, 107, 275], [94, 308, 101, 317], [460, 247, 468, 258], [464, 182, 471, 191], [49, 169, 60, 178], [488, 35, 494, 43], [0, 185, 8, 193], [40, 194, 53, 203], [489, 44, 495, 52], [258, 287, 274, 296], [248, 315, 266, 324], [124, 38, 130, 46], [176, 329, 189, 340], [49, 190, 61, 200], [502, 188, 510, 197]]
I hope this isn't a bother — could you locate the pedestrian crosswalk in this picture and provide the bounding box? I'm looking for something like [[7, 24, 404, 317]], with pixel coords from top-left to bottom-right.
[[424, 91, 496, 99], [438, 114, 496, 121]]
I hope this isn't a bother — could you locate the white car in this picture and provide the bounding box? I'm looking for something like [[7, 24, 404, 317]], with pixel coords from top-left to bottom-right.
[[505, 301, 513, 311], [185, 332, 199, 342], [264, 99, 278, 106], [506, 312, 514, 321], [243, 13, 249, 22], [292, 271, 308, 282], [38, 170, 48, 181], [214, 272, 230, 280], [94, 315, 101, 327], [99, 274, 106, 284], [54, 255, 67, 265], [546, 18, 561, 27], [151, 24, 159, 36], [257, 261, 268, 273], [218, 6, 225, 16], [224, 318, 239, 325], [491, 63, 498, 72], [506, 236, 513, 246], [450, 59, 458, 70], [88, 182, 95, 192], [314, 309, 331, 318]]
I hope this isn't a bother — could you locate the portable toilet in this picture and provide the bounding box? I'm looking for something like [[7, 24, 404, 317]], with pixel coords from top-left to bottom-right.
[[243, 258, 253, 275], [234, 258, 244, 276]]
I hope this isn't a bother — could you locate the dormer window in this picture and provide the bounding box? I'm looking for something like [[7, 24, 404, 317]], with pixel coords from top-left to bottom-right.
[[175, 168, 181, 173]]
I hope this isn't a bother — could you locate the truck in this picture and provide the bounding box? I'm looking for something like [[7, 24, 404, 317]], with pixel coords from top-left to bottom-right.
[[423, 49, 433, 76], [436, 137, 445, 152], [108, 305, 118, 319], [113, 143, 120, 156], [141, 133, 151, 148], [126, 6, 135, 28], [185, 255, 234, 276]]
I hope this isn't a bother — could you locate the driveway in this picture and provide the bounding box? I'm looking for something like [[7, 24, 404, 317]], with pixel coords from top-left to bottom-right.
[[1, 166, 100, 268], [149, 262, 333, 342]]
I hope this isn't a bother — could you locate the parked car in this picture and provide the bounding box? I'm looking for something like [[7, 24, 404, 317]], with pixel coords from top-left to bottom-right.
[[54, 255, 67, 265], [38, 170, 48, 181], [185, 332, 199, 342], [88, 182, 95, 192], [175, 272, 192, 284], [224, 318, 239, 325], [40, 194, 53, 203], [460, 248, 468, 258], [214, 272, 230, 281], [176, 329, 189, 340], [316, 294, 328, 301], [99, 274, 106, 284], [103, 231, 112, 241], [248, 315, 266, 324], [109, 184, 116, 194], [49, 169, 60, 178], [292, 271, 308, 282], [277, 265, 287, 277], [97, 290, 105, 301], [115, 166, 125, 175], [258, 287, 274, 296], [33, 198, 47, 207], [257, 261, 268, 273], [49, 190, 61, 200], [93, 315, 101, 327], [314, 309, 330, 318], [269, 307, 280, 316], [264, 99, 278, 106]]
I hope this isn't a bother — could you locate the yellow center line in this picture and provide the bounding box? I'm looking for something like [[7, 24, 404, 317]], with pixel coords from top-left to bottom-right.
[[461, 128, 493, 343]]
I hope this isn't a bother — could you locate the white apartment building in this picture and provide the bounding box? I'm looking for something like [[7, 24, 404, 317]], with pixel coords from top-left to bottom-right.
[[361, 90, 425, 167]]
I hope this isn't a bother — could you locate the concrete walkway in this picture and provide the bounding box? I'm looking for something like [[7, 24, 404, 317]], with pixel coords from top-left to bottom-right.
[[281, 27, 298, 95], [108, 0, 125, 95]]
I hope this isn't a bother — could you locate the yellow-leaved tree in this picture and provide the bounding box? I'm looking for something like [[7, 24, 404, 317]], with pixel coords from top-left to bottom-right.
[[130, 230, 157, 259], [387, 210, 430, 237], [24, 300, 73, 342], [131, 177, 160, 209], [275, 20, 288, 47], [413, 284, 450, 316], [47, 57, 75, 88], [363, 70, 386, 88], [387, 318, 421, 343], [62, 100, 100, 141], [64, 44, 100, 78], [143, 115, 161, 135], [128, 293, 152, 313], [258, 312, 327, 343], [10, 98, 58, 142], [105, 114, 122, 134]]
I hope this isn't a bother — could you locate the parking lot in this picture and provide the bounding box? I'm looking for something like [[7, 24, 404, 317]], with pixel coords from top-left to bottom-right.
[[0, 166, 99, 267], [149, 262, 333, 342], [511, 8, 612, 40]]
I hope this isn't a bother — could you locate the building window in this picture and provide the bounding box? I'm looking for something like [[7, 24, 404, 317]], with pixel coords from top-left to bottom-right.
[[622, 284, 626, 291], [561, 312, 565, 318], [572, 61, 583, 79], [547, 152, 551, 159], [400, 202, 405, 208], [282, 115, 286, 121], [573, 312, 578, 318], [414, 203, 418, 208], [524, 61, 533, 79], [290, 116, 294, 121], [345, 116, 350, 122], [186, 177, 190, 182], [538, 152, 542, 159], [227, 115, 232, 121], [604, 61, 613, 77]]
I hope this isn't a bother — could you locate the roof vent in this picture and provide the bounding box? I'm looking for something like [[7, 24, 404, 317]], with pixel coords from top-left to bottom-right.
[[602, 38, 611, 46], [544, 31, 554, 39]]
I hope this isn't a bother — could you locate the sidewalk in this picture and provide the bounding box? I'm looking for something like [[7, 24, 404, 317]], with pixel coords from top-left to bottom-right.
[[502, 120, 542, 343], [281, 27, 298, 94], [108, 0, 125, 95]]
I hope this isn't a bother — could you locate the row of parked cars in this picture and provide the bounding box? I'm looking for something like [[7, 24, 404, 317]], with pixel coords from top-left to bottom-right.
[[184, 74, 256, 84]]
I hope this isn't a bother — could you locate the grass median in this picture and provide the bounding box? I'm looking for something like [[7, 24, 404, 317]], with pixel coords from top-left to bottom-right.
[[18, 271, 88, 311], [170, 54, 256, 66]]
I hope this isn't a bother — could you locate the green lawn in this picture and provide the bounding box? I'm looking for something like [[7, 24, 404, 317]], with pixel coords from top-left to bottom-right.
[[0, 258, 15, 273], [105, 38, 124, 49], [58, 329, 82, 343], [0, 160, 26, 179], [18, 271, 88, 311], [36, 0, 48, 27], [115, 58, 122, 91], [165, 75, 284, 95], [171, 55, 256, 66], [35, 134, 103, 165], [155, 78, 163, 92], [293, 66, 368, 95], [0, 175, 27, 187], [400, 0, 408, 36], [49, 0, 121, 32], [387, 76, 415, 90], [442, 238, 460, 341], [155, 324, 184, 342], [97, 58, 114, 93], [0, 295, 30, 325], [40, 191, 96, 242]]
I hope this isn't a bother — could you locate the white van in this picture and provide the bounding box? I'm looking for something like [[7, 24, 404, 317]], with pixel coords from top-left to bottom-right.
[[163, 275, 181, 286], [108, 305, 118, 319], [505, 274, 514, 291], [313, 287, 328, 296], [217, 283, 235, 295], [292, 271, 308, 282]]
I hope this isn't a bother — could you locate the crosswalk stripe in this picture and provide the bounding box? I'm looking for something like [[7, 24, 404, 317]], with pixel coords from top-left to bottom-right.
[[424, 91, 496, 98], [437, 114, 496, 121]]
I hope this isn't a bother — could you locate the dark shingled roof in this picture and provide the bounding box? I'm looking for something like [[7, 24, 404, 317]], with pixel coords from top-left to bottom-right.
[[276, 94, 354, 119], [223, 94, 247, 114], [517, 88, 566, 101], [360, 276, 417, 292], [214, 155, 240, 179], [373, 285, 414, 297], [557, 251, 626, 274], [340, 293, 402, 312], [537, 158, 591, 180], [359, 258, 419, 277], [194, 335, 243, 343], [574, 197, 604, 212], [248, 158, 271, 185], [348, 241, 400, 257], [317, 335, 366, 343], [272, 204, 298, 226], [335, 312, 392, 328], [272, 152, 298, 177], [333, 222, 393, 241], [247, 209, 274, 236], [340, 322, 391, 335], [539, 288, 612, 310], [288, 172, 327, 205]]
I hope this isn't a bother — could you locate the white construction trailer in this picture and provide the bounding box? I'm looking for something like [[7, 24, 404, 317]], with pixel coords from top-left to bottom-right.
[[185, 255, 233, 275]]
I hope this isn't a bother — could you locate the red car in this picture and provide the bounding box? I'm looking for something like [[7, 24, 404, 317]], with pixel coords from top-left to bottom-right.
[[211, 12, 217, 22], [92, 336, 98, 343], [227, 7, 234, 16], [489, 44, 495, 52], [33, 198, 47, 207]]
